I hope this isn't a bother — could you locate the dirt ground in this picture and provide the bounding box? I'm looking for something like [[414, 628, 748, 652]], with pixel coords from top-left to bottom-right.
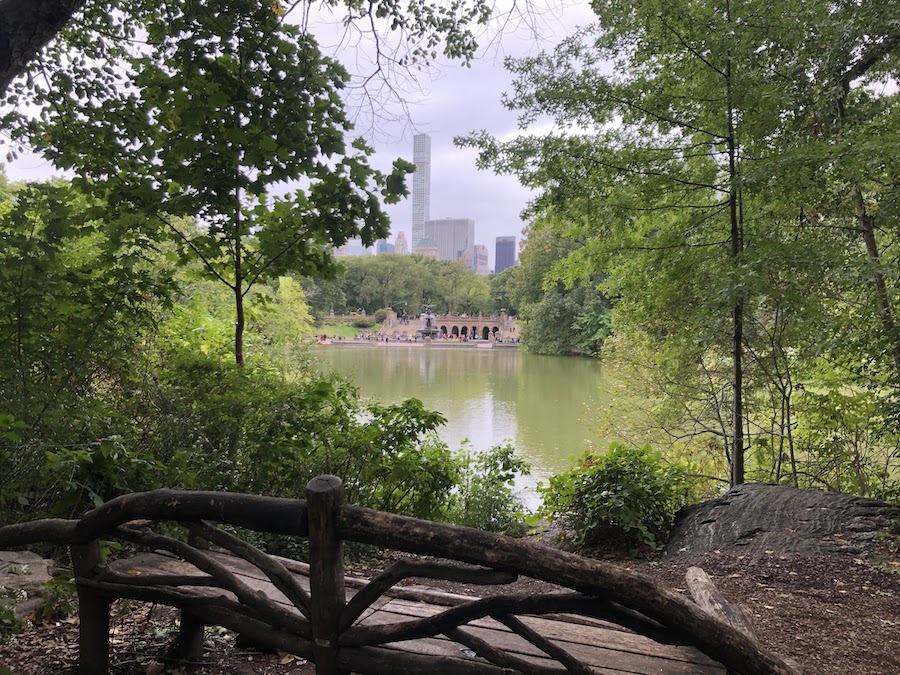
[[1, 544, 898, 675]]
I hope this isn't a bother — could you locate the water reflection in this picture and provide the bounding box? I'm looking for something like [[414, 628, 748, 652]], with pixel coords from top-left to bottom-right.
[[311, 344, 614, 495]]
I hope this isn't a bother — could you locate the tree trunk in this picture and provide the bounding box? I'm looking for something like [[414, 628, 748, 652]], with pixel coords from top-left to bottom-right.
[[852, 186, 900, 369], [233, 178, 245, 366], [0, 0, 85, 94], [234, 274, 245, 367], [725, 5, 745, 486]]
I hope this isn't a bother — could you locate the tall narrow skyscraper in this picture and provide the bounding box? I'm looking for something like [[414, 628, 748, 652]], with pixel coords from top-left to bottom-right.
[[411, 134, 431, 251], [495, 236, 516, 273]]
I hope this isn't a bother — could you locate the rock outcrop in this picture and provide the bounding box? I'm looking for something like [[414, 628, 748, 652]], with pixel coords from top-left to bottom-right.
[[0, 550, 54, 619], [667, 483, 898, 559]]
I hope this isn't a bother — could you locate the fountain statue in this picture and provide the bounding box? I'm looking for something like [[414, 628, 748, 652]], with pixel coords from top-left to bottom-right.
[[417, 304, 441, 340]]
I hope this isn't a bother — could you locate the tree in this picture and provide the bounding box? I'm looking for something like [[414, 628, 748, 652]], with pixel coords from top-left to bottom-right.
[[462, 0, 900, 484], [8, 0, 419, 365], [3, 0, 521, 364], [0, 0, 497, 97], [488, 265, 519, 315], [506, 225, 609, 356], [302, 275, 347, 321], [0, 180, 178, 516]]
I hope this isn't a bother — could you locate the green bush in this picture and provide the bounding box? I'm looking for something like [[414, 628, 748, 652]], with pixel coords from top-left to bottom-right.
[[241, 382, 460, 520], [447, 443, 531, 534], [351, 317, 375, 328], [539, 443, 698, 551]]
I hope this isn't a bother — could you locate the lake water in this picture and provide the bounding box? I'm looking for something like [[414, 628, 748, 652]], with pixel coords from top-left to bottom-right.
[[311, 344, 617, 500]]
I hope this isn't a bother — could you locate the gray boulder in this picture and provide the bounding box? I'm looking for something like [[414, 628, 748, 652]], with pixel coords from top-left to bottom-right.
[[1, 550, 54, 619]]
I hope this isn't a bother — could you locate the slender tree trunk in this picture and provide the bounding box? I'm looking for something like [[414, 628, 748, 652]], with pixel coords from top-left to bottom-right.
[[852, 186, 900, 369], [832, 83, 900, 370], [725, 10, 745, 486], [234, 212, 245, 367], [233, 131, 245, 366]]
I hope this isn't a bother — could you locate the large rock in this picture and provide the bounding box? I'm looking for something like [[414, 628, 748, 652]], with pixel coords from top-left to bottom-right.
[[0, 550, 54, 619], [667, 483, 898, 559]]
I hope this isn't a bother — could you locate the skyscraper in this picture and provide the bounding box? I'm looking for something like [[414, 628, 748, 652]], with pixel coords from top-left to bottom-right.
[[473, 244, 490, 274], [495, 236, 516, 273], [411, 134, 431, 250], [423, 218, 475, 264]]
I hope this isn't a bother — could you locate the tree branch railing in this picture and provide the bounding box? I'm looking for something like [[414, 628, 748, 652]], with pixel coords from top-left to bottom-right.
[[0, 475, 800, 675]]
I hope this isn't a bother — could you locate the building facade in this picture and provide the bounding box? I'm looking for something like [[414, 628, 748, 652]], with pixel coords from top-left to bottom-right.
[[473, 244, 490, 274], [334, 237, 370, 257], [414, 238, 439, 259], [421, 218, 475, 264], [395, 231, 409, 255], [376, 240, 395, 254], [411, 134, 431, 251], [495, 236, 516, 273]]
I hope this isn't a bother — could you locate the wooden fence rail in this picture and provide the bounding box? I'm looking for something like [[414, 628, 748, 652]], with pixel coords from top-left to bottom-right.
[[0, 476, 799, 675]]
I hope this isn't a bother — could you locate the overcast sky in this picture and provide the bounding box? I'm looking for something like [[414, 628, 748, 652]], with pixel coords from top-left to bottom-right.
[[343, 1, 597, 266], [5, 1, 598, 269]]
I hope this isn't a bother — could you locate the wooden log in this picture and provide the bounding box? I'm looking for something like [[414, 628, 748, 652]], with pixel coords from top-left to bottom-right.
[[78, 577, 262, 621], [368, 597, 722, 669], [0, 518, 77, 547], [71, 542, 110, 675], [341, 559, 517, 631], [196, 604, 315, 660], [447, 626, 563, 675], [169, 524, 210, 660], [95, 570, 219, 587], [112, 526, 310, 637], [337, 645, 520, 675], [494, 614, 594, 675], [0, 491, 309, 548], [307, 475, 347, 675], [338, 505, 799, 675], [340, 592, 601, 647], [685, 567, 757, 641], [171, 612, 206, 660], [188, 520, 311, 618]]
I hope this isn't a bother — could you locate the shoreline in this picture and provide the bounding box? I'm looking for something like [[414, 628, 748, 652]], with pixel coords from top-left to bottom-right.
[[312, 339, 519, 349]]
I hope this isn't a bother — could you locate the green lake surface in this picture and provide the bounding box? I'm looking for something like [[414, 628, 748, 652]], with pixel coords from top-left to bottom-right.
[[311, 343, 617, 500]]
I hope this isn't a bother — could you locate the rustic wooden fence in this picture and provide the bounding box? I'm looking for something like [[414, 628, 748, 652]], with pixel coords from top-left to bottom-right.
[[0, 475, 798, 675]]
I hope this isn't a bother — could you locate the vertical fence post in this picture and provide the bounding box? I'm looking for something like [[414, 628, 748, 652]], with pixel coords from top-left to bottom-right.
[[72, 541, 110, 675], [171, 524, 208, 659], [307, 475, 347, 675]]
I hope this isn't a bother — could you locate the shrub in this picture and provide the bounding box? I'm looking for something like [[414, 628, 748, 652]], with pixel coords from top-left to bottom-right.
[[539, 443, 698, 551], [447, 443, 531, 534], [351, 317, 375, 328]]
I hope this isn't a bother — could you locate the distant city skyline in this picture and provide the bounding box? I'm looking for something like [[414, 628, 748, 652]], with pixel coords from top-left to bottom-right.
[[375, 120, 539, 270], [5, 4, 597, 271]]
